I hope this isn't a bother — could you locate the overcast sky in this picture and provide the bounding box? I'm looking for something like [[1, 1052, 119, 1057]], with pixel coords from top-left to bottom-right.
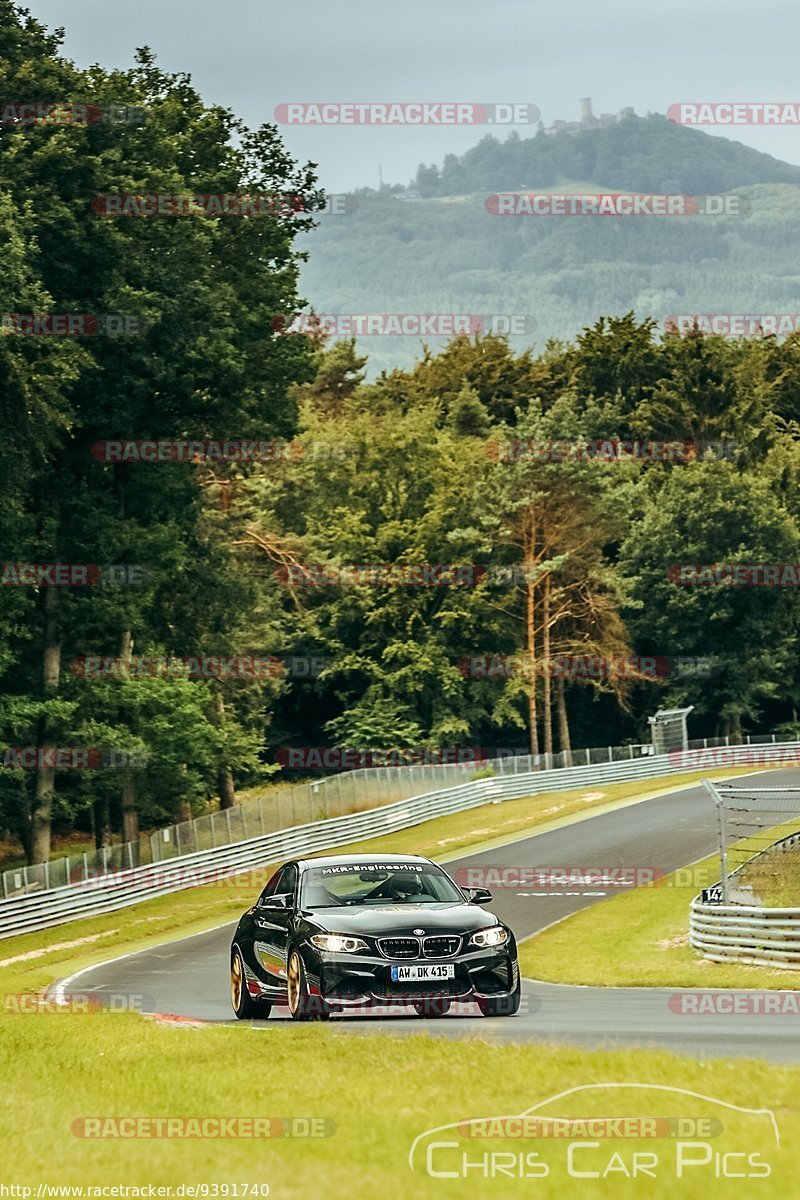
[[23, 0, 800, 193]]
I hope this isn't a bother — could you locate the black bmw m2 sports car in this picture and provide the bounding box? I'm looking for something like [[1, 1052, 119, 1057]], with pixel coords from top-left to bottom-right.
[[230, 853, 520, 1020]]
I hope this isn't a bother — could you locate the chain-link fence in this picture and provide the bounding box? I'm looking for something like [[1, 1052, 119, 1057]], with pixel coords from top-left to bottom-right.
[[703, 779, 800, 906], [3, 731, 796, 900]]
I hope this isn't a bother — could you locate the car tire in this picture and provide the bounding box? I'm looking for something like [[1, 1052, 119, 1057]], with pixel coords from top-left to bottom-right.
[[231, 948, 271, 1020], [412, 998, 452, 1017], [287, 949, 330, 1021], [477, 975, 521, 1017]]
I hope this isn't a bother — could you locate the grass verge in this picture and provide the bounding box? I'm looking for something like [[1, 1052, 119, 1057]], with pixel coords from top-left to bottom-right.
[[0, 1017, 796, 1196], [0, 764, 797, 1195], [518, 849, 800, 989], [0, 766, 762, 997]]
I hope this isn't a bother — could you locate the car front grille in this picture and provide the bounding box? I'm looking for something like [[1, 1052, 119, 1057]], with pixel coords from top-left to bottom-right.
[[423, 935, 461, 958], [378, 936, 421, 959], [374, 980, 471, 1000]]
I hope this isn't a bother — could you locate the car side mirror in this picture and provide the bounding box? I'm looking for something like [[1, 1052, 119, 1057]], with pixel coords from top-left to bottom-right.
[[261, 893, 291, 909], [467, 887, 493, 905]]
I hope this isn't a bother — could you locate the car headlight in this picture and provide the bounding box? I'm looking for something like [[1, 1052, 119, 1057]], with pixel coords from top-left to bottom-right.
[[310, 933, 369, 953], [469, 925, 509, 948]]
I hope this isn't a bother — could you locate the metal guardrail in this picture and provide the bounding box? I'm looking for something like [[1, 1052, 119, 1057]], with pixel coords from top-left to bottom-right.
[[2, 740, 796, 941], [690, 900, 800, 968], [4, 730, 795, 901], [690, 823, 800, 968], [1, 740, 662, 900]]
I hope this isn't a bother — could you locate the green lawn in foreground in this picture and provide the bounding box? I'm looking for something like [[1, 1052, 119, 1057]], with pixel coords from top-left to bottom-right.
[[518, 849, 800, 989], [0, 766, 763, 997], [0, 763, 796, 1196], [0, 1015, 795, 1197]]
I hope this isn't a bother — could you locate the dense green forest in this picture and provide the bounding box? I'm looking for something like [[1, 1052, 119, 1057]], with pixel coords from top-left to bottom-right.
[[2, 2, 800, 866]]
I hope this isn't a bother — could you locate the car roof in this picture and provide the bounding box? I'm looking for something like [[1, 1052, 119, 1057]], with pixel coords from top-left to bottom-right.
[[297, 853, 432, 870]]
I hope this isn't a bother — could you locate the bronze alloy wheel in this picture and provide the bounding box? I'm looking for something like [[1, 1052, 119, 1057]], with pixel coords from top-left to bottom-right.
[[231, 948, 271, 1020], [287, 949, 329, 1021], [231, 949, 244, 1009], [287, 951, 301, 1015]]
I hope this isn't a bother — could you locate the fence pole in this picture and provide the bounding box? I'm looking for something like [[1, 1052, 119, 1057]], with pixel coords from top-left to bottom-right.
[[717, 799, 730, 904], [703, 780, 730, 904]]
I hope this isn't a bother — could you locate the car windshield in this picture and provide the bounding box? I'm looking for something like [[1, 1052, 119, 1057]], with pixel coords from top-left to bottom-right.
[[301, 862, 464, 907]]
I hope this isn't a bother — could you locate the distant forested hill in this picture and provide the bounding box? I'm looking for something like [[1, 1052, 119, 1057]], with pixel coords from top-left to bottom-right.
[[298, 116, 800, 375], [413, 113, 800, 196]]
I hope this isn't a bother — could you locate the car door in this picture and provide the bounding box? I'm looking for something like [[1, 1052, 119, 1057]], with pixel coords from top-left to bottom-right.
[[252, 863, 298, 997]]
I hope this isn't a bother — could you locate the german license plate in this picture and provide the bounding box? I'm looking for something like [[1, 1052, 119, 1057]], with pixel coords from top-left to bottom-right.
[[390, 963, 455, 982]]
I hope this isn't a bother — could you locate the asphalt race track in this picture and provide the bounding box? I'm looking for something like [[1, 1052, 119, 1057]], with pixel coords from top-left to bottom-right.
[[56, 769, 800, 1062]]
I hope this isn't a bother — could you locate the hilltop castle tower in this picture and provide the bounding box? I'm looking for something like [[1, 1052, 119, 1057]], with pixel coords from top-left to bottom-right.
[[544, 101, 636, 136]]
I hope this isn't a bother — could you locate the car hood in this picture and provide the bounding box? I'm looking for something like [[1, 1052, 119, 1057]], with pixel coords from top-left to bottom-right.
[[301, 902, 501, 936]]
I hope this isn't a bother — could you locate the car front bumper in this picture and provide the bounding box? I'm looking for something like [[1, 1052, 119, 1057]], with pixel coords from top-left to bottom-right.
[[303, 943, 518, 1008]]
